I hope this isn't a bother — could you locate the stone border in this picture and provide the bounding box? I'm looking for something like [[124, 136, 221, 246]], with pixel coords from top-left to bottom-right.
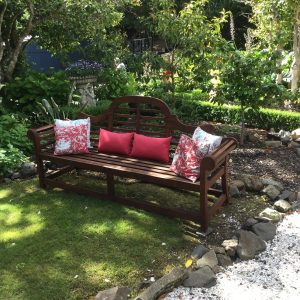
[[95, 176, 300, 300]]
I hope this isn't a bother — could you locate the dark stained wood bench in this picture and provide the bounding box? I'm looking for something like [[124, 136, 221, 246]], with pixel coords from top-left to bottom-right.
[[28, 96, 237, 234]]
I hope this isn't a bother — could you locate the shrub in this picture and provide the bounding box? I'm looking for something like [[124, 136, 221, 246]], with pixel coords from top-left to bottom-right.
[[0, 145, 28, 176], [2, 71, 71, 116], [169, 96, 300, 131], [0, 114, 32, 153]]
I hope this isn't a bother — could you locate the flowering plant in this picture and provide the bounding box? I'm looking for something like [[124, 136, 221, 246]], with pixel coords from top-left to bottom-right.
[[65, 60, 102, 77]]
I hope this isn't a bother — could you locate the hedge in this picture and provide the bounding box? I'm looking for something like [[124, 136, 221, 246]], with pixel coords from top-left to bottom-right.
[[163, 94, 300, 131]]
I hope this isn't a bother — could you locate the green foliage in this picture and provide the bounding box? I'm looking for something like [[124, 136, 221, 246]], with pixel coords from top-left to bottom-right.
[[2, 71, 71, 116], [0, 145, 28, 176], [168, 95, 300, 131], [95, 69, 137, 100], [0, 114, 31, 176], [0, 114, 32, 153]]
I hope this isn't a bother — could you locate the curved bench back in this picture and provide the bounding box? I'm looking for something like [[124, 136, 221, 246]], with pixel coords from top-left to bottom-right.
[[86, 96, 214, 149]]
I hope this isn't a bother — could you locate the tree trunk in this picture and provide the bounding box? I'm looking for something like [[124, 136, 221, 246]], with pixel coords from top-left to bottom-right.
[[291, 6, 300, 92], [276, 45, 283, 84], [240, 102, 245, 146]]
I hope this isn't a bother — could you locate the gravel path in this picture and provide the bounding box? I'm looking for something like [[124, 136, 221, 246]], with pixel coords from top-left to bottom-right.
[[166, 212, 300, 300]]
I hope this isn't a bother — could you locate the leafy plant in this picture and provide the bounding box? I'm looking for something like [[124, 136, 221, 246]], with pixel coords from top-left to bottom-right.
[[0, 114, 32, 153], [2, 71, 72, 116], [0, 145, 28, 176]]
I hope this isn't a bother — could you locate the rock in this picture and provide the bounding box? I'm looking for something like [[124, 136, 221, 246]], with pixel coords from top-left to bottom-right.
[[274, 199, 292, 213], [95, 286, 130, 300], [292, 201, 300, 211], [191, 245, 209, 260], [240, 175, 264, 192], [290, 141, 300, 148], [236, 230, 266, 260], [21, 162, 37, 178], [251, 222, 276, 241], [231, 180, 245, 191], [196, 250, 218, 269], [262, 185, 281, 200], [265, 141, 282, 148], [259, 208, 284, 222], [182, 266, 216, 288], [212, 246, 226, 255], [296, 148, 300, 157], [211, 265, 222, 274], [229, 185, 240, 197], [221, 239, 238, 257], [242, 217, 259, 230], [11, 172, 21, 180], [289, 191, 300, 202], [262, 179, 284, 191], [279, 190, 293, 200], [135, 268, 187, 300], [217, 254, 232, 268]]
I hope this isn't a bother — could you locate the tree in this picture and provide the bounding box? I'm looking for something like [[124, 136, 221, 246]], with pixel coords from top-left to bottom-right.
[[148, 0, 228, 92], [248, 0, 300, 91], [0, 0, 137, 83], [210, 48, 286, 144]]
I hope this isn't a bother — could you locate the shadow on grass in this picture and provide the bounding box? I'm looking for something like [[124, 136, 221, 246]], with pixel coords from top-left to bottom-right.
[[0, 179, 194, 300]]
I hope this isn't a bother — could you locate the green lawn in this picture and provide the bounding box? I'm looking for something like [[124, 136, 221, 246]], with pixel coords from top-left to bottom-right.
[[0, 178, 195, 300]]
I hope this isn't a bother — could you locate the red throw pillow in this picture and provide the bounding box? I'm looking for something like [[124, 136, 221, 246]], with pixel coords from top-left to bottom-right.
[[98, 129, 134, 155], [130, 133, 172, 162], [170, 134, 208, 182], [54, 124, 89, 155]]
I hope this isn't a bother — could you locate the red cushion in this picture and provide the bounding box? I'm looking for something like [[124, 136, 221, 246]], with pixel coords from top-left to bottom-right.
[[98, 129, 134, 155], [170, 134, 208, 182], [54, 124, 89, 155], [130, 133, 172, 162]]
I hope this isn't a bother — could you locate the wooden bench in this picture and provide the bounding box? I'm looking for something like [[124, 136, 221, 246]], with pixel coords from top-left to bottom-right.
[[28, 96, 237, 234]]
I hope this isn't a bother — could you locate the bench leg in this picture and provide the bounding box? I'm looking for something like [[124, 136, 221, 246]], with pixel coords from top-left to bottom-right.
[[107, 173, 115, 197], [199, 173, 209, 233], [36, 156, 47, 188], [221, 158, 230, 204]]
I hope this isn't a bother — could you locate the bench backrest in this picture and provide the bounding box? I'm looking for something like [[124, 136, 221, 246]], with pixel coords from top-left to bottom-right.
[[81, 96, 214, 149]]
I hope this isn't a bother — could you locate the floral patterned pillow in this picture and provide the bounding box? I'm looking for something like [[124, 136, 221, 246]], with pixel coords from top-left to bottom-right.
[[54, 124, 89, 155], [192, 127, 222, 154], [170, 134, 208, 182], [55, 118, 91, 148]]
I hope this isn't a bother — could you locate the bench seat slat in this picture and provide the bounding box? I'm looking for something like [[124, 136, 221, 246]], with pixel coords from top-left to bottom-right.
[[40, 152, 200, 191]]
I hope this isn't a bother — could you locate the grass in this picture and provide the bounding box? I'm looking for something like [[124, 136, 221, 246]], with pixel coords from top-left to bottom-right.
[[0, 173, 270, 299], [0, 177, 196, 300]]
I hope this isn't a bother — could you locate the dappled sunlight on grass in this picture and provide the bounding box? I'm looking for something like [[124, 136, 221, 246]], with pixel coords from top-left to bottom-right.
[[0, 204, 44, 241], [0, 188, 12, 199], [0, 178, 193, 299]]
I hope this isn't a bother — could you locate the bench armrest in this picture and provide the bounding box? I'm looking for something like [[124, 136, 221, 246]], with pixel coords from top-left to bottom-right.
[[201, 137, 238, 171], [27, 124, 55, 154]]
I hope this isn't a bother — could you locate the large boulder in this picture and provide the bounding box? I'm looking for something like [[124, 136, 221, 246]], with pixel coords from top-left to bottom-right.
[[21, 162, 37, 178], [236, 230, 266, 260], [191, 245, 209, 260], [240, 175, 264, 192], [259, 208, 283, 222], [274, 199, 291, 213], [262, 185, 281, 200], [251, 222, 276, 241], [216, 254, 232, 268], [262, 179, 284, 191], [135, 268, 187, 300], [221, 239, 238, 257], [183, 266, 216, 288], [95, 286, 130, 300], [196, 250, 218, 269]]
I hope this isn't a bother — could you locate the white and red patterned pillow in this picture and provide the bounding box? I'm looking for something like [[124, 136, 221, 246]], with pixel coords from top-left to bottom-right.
[[192, 127, 222, 154], [170, 134, 208, 182], [54, 124, 89, 155], [55, 118, 91, 148]]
